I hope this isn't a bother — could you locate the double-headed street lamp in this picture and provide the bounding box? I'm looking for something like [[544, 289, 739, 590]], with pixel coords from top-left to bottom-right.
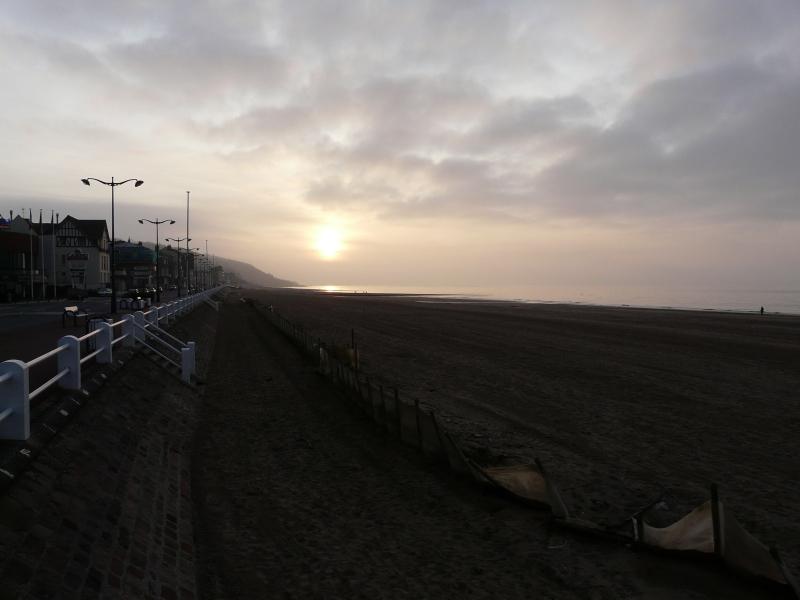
[[165, 236, 191, 296], [138, 218, 174, 303], [81, 177, 143, 313]]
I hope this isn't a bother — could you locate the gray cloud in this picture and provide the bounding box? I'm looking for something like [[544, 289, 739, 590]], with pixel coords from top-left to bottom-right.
[[1, 0, 800, 286], [536, 60, 800, 220]]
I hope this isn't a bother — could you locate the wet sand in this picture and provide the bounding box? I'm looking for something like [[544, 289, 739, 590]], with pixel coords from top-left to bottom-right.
[[250, 288, 800, 575]]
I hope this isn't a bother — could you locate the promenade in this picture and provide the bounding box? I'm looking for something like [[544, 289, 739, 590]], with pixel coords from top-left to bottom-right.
[[0, 303, 217, 600]]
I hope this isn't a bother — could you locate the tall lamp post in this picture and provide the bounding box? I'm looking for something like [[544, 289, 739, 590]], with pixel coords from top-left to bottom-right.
[[165, 237, 191, 296], [138, 218, 174, 303], [185, 191, 192, 295], [81, 177, 143, 313], [188, 248, 200, 291]]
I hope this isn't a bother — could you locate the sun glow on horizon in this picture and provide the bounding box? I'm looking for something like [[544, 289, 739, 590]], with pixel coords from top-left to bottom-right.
[[314, 227, 344, 260]]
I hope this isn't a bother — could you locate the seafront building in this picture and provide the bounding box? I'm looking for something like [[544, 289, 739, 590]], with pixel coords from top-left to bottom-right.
[[0, 216, 41, 300], [114, 241, 155, 292], [40, 216, 111, 292], [1, 213, 224, 300], [0, 213, 110, 299]]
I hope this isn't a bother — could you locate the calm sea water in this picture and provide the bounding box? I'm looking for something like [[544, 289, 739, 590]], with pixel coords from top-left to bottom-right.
[[301, 284, 800, 315]]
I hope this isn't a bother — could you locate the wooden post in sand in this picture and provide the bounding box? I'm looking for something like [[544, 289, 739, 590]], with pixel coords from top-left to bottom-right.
[[711, 483, 724, 557], [414, 399, 423, 450], [393, 387, 401, 439], [364, 376, 372, 414]]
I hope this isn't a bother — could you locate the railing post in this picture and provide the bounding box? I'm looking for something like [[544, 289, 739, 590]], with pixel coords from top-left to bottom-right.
[[147, 310, 157, 328], [0, 360, 30, 440], [57, 335, 82, 390], [97, 321, 113, 364], [134, 311, 146, 342], [181, 342, 195, 383], [122, 314, 135, 347]]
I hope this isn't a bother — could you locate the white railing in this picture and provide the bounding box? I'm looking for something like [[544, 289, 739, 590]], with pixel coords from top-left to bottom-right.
[[0, 285, 225, 440]]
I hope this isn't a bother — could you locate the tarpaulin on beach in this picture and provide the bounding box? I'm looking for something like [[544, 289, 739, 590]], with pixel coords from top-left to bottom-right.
[[477, 460, 569, 517], [481, 465, 550, 507], [635, 501, 715, 553], [633, 488, 799, 593], [722, 507, 787, 583]]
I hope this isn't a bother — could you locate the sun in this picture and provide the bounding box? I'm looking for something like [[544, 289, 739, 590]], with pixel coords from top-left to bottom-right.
[[314, 227, 343, 260]]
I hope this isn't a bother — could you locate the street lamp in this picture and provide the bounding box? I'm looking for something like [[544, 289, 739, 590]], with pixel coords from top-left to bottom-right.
[[165, 237, 191, 296], [188, 248, 200, 292], [81, 177, 143, 313], [138, 218, 174, 302]]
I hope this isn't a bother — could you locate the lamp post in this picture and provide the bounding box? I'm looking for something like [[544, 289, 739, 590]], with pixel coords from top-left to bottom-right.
[[81, 177, 143, 313], [138, 218, 174, 303], [185, 191, 191, 296], [188, 248, 200, 292], [165, 237, 191, 297]]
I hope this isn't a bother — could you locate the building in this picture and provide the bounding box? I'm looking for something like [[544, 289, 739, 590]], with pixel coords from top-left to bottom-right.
[[157, 246, 182, 289], [0, 215, 42, 301], [30, 216, 111, 293], [114, 242, 155, 292]]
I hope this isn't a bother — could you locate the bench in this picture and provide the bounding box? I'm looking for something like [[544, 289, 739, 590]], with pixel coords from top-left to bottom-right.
[[63, 305, 91, 327]]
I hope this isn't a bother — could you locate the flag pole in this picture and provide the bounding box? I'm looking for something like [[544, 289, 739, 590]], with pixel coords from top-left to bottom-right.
[[39, 209, 45, 298], [51, 211, 57, 298], [28, 209, 34, 300], [50, 211, 58, 300]]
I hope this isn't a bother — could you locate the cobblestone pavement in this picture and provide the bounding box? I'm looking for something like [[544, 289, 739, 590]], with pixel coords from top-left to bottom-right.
[[192, 295, 777, 599], [0, 305, 219, 600]]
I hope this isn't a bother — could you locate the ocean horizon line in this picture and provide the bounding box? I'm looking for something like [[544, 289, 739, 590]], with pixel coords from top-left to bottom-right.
[[291, 284, 800, 316]]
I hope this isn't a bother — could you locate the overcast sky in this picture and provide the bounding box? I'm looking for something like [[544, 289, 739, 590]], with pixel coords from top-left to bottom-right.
[[1, 1, 798, 289]]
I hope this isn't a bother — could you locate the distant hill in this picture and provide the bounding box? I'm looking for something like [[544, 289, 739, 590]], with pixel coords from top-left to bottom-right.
[[140, 242, 298, 287], [213, 255, 298, 288]]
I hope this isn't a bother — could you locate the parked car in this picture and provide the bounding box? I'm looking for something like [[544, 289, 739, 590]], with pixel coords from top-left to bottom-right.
[[125, 288, 140, 298], [96, 287, 112, 296]]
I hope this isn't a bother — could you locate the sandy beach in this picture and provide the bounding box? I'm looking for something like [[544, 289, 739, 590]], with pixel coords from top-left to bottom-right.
[[190, 292, 790, 599], [250, 288, 800, 575]]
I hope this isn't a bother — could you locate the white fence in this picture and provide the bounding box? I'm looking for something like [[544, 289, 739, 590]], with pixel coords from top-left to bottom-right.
[[0, 286, 225, 440]]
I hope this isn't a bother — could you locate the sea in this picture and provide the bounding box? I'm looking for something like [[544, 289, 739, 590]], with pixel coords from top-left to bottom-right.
[[300, 284, 800, 315]]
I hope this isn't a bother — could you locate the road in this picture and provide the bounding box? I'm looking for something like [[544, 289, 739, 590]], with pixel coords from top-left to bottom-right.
[[0, 290, 182, 391]]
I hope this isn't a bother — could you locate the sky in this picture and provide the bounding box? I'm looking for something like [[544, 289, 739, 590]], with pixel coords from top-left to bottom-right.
[[1, 1, 799, 290]]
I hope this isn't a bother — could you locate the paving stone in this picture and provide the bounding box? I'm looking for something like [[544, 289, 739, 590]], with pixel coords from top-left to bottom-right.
[[0, 306, 217, 600]]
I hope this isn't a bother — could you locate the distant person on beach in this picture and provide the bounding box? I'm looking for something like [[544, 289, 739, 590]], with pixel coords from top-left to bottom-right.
[[760, 306, 765, 315]]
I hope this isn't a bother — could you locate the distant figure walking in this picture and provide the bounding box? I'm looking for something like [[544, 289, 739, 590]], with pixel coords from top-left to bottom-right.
[[760, 306, 765, 315]]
